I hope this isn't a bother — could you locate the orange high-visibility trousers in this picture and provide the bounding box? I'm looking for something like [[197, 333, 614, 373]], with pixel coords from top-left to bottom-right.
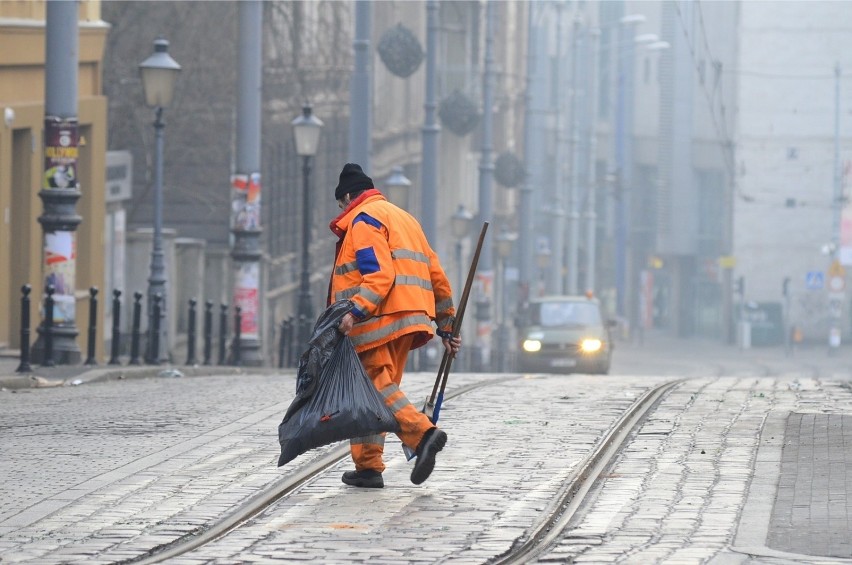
[[350, 333, 436, 473]]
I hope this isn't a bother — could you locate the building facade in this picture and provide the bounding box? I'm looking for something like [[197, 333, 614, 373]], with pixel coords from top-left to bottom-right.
[[100, 1, 529, 365], [0, 1, 108, 358], [733, 1, 852, 345]]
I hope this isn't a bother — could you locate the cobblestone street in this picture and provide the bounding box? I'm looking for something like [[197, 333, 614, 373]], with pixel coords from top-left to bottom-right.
[[1, 336, 851, 563]]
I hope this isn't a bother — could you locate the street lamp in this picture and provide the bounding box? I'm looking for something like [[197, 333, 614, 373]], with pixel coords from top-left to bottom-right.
[[139, 38, 181, 364], [385, 166, 412, 209], [496, 228, 517, 371], [451, 204, 474, 292], [634, 33, 658, 45], [612, 13, 648, 321], [535, 243, 552, 297], [496, 229, 516, 262], [449, 204, 473, 370], [646, 40, 671, 52], [291, 104, 324, 352]]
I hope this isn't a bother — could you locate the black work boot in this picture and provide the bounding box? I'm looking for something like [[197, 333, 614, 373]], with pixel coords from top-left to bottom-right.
[[341, 469, 384, 488], [410, 427, 447, 485]]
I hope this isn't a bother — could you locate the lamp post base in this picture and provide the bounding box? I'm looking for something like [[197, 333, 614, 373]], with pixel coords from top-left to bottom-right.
[[30, 324, 81, 365], [234, 336, 264, 366]]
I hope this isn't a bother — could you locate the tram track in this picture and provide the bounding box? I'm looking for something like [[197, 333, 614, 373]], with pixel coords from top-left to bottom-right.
[[126, 362, 831, 564], [124, 375, 521, 564], [7, 352, 849, 565], [489, 379, 683, 565], [127, 375, 680, 565]]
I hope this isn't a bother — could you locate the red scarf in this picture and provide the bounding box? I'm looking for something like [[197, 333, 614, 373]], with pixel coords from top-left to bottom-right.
[[328, 188, 383, 238]]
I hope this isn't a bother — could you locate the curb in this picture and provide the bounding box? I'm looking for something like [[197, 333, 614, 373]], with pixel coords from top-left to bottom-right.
[[0, 365, 291, 391], [0, 374, 67, 390]]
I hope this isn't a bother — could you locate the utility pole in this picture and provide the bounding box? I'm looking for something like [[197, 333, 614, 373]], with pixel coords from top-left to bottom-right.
[[421, 0, 439, 243], [783, 276, 791, 356], [527, 4, 550, 301], [349, 0, 372, 170], [476, 0, 496, 369], [584, 26, 601, 294], [567, 18, 583, 295], [549, 1, 566, 295], [519, 1, 539, 297], [831, 62, 842, 257], [230, 0, 264, 365], [615, 14, 643, 320], [32, 0, 81, 365], [829, 62, 843, 355]]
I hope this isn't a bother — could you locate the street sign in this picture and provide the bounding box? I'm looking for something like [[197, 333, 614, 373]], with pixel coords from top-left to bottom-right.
[[828, 259, 846, 278], [829, 298, 843, 319], [718, 255, 736, 269], [829, 276, 846, 293], [805, 271, 824, 290]]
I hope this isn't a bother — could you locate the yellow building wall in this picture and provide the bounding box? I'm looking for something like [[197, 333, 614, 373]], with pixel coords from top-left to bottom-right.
[[0, 1, 101, 23], [0, 3, 108, 360]]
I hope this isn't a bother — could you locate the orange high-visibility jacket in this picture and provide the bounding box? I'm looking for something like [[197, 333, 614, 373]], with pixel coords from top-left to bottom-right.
[[329, 189, 455, 352]]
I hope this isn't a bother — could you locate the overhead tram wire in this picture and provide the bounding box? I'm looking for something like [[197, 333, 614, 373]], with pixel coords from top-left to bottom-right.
[[673, 1, 750, 203]]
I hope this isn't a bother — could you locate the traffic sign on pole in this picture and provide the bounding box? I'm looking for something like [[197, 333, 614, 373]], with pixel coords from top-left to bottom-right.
[[805, 271, 824, 290]]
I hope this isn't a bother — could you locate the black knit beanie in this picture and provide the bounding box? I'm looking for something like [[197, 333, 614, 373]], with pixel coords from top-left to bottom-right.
[[334, 163, 374, 200]]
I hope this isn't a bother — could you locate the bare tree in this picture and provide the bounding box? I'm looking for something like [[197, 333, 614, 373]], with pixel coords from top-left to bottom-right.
[[102, 1, 352, 251]]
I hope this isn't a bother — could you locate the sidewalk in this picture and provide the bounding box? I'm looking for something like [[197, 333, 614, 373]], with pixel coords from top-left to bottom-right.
[[0, 352, 282, 391], [611, 331, 852, 378]]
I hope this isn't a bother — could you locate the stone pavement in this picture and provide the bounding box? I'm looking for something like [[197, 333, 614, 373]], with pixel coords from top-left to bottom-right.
[[542, 376, 852, 564], [1, 336, 851, 563], [765, 413, 852, 558]]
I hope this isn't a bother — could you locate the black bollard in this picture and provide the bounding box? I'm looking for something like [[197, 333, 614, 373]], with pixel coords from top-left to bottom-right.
[[186, 298, 197, 365], [109, 289, 121, 365], [278, 319, 288, 369], [218, 304, 227, 366], [85, 287, 98, 365], [150, 294, 162, 365], [297, 313, 307, 355], [203, 300, 213, 365], [129, 292, 143, 365], [288, 316, 297, 367], [232, 306, 242, 366], [43, 285, 56, 367], [16, 285, 32, 373]]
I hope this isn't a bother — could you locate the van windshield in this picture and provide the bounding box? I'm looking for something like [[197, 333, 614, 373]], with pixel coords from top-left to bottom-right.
[[531, 301, 602, 328]]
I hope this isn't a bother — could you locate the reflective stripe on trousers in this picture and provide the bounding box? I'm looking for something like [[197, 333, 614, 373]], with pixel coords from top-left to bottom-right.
[[349, 333, 435, 473]]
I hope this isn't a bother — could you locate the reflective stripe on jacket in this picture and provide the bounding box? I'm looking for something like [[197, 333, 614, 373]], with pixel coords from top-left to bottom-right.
[[329, 189, 455, 352]]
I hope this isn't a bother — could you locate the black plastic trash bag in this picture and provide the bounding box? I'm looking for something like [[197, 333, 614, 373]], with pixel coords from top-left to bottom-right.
[[277, 303, 401, 467], [288, 300, 354, 418]]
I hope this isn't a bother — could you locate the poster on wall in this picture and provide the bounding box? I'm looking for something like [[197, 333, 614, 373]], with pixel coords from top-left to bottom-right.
[[234, 262, 259, 339], [231, 173, 262, 231], [44, 231, 76, 323], [43, 117, 79, 190]]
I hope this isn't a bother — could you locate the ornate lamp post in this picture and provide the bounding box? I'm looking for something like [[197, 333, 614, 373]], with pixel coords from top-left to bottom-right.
[[451, 204, 474, 294], [384, 166, 411, 209], [450, 204, 474, 371], [496, 228, 517, 371], [291, 104, 324, 352], [535, 243, 552, 298], [139, 38, 181, 364]]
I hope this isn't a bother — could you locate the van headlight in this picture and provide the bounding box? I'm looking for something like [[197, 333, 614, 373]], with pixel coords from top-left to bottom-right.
[[580, 338, 602, 353], [522, 339, 542, 352]]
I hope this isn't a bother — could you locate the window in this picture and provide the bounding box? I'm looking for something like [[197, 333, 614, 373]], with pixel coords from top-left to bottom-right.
[[535, 301, 603, 327]]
